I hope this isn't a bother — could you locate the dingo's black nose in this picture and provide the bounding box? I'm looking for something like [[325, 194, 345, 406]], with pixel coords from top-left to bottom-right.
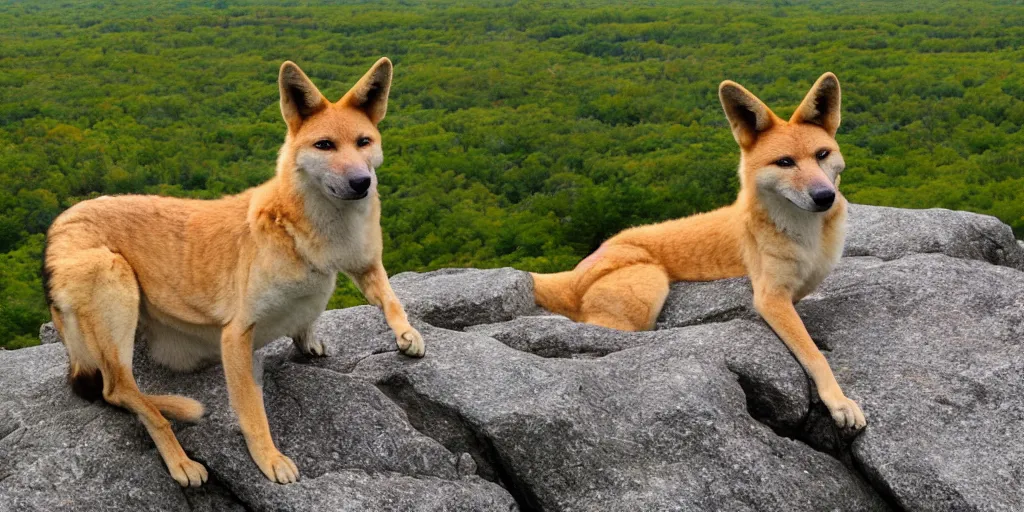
[[810, 188, 835, 209], [349, 176, 372, 194]]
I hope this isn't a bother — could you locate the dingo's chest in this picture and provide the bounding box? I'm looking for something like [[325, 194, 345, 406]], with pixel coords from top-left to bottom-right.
[[746, 203, 846, 299], [249, 268, 336, 348]]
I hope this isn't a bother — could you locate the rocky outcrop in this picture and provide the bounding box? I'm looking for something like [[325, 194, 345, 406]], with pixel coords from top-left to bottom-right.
[[844, 203, 1024, 270], [2, 204, 1022, 511], [390, 267, 536, 330], [1, 317, 515, 512]]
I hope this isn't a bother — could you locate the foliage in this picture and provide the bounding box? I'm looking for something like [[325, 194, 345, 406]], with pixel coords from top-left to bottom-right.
[[2, 0, 1023, 348]]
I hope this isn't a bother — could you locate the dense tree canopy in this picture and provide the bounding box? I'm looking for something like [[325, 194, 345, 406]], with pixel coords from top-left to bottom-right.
[[2, 0, 1022, 348]]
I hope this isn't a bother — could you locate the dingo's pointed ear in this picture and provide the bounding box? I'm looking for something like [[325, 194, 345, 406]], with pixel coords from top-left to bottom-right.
[[279, 61, 328, 131], [791, 72, 841, 137], [343, 57, 392, 125], [719, 81, 775, 148]]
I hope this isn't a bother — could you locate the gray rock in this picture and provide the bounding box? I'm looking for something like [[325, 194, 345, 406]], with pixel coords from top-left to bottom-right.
[[391, 267, 535, 330], [1, 311, 516, 512], [354, 325, 886, 511], [467, 315, 811, 432], [4, 205, 1024, 511], [656, 276, 758, 329], [798, 255, 1024, 511], [0, 404, 205, 512], [0, 343, 75, 433], [447, 223, 1024, 509], [644, 254, 1024, 510], [38, 322, 60, 345], [467, 315, 657, 358], [0, 342, 240, 512], [178, 362, 515, 512], [845, 203, 1024, 270], [223, 471, 516, 512]]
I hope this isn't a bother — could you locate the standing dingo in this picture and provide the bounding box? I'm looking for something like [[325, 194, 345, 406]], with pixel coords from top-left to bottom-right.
[[43, 58, 424, 487], [531, 74, 865, 430]]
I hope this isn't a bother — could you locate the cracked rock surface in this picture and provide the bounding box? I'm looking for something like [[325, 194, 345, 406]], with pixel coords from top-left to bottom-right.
[[2, 204, 1023, 511]]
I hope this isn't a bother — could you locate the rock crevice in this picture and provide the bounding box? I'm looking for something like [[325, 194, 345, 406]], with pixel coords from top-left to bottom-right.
[[372, 377, 543, 512]]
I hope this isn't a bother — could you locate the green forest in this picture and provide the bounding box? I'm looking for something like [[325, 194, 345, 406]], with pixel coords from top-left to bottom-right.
[[2, 0, 1023, 349]]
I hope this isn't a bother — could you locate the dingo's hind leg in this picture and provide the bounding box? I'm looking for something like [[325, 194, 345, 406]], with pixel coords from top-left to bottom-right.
[[580, 264, 670, 331], [52, 249, 207, 487]]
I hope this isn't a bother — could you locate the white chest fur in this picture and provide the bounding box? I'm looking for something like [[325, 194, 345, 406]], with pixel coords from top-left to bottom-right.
[[753, 197, 846, 300], [248, 190, 377, 348], [248, 267, 335, 349]]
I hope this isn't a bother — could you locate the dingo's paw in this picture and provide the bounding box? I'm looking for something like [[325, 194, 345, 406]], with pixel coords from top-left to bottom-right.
[[169, 458, 208, 488], [397, 328, 425, 358], [824, 395, 866, 430], [256, 450, 299, 484], [294, 335, 326, 357]]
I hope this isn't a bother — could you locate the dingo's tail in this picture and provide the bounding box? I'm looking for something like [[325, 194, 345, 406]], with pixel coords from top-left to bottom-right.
[[53, 306, 205, 423], [531, 271, 580, 319]]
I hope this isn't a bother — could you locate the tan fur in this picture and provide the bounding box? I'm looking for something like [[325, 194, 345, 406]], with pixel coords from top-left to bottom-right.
[[44, 58, 424, 487], [532, 73, 866, 430]]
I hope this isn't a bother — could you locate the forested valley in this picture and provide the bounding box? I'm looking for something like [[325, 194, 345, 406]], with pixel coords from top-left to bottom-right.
[[2, 0, 1023, 348]]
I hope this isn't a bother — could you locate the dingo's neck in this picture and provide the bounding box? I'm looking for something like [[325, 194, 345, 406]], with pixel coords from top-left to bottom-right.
[[250, 167, 377, 274]]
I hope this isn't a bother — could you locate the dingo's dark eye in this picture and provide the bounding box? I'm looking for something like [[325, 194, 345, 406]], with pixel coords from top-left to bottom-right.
[[816, 149, 831, 160], [313, 140, 335, 150], [775, 157, 795, 168], [356, 137, 372, 148]]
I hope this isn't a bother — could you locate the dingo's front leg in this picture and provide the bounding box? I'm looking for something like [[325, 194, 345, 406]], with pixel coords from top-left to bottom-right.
[[353, 263, 425, 357], [752, 286, 866, 430], [221, 323, 299, 483], [292, 322, 326, 357]]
